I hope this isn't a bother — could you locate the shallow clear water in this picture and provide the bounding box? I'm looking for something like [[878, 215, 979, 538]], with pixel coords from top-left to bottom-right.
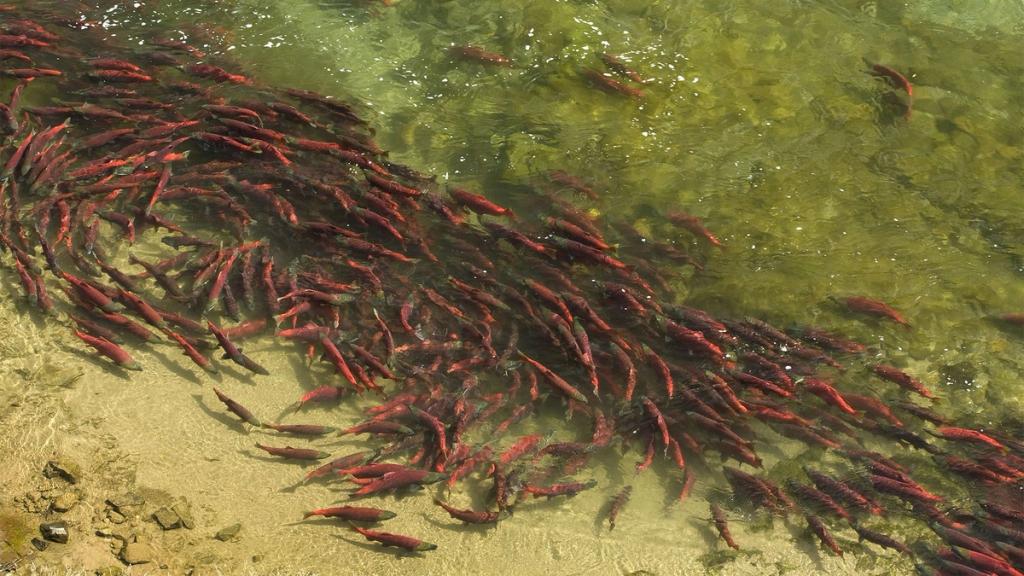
[[2, 1, 1023, 574]]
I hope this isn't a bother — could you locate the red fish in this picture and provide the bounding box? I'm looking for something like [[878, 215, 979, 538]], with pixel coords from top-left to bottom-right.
[[607, 343, 637, 401], [930, 426, 1006, 451], [3, 130, 35, 176], [72, 330, 141, 370], [844, 393, 902, 426], [76, 128, 136, 151], [87, 69, 153, 82], [941, 455, 1012, 484], [12, 258, 36, 303], [852, 525, 909, 555], [704, 371, 748, 413], [88, 58, 144, 72], [710, 504, 739, 549], [351, 344, 395, 380], [351, 527, 436, 552], [547, 170, 597, 200], [297, 385, 345, 407], [434, 499, 502, 524], [497, 434, 542, 466], [797, 327, 867, 354], [449, 187, 514, 218], [61, 272, 123, 314], [407, 404, 449, 462], [982, 501, 1024, 524], [186, 63, 251, 84], [483, 222, 548, 254], [930, 524, 998, 558], [256, 443, 330, 460], [278, 324, 334, 343], [2, 68, 61, 78], [167, 330, 217, 373], [217, 319, 266, 341], [549, 236, 629, 270], [208, 321, 268, 376], [303, 506, 395, 522], [641, 397, 671, 448], [864, 62, 913, 95], [805, 515, 842, 556], [143, 162, 172, 217], [366, 173, 420, 197], [337, 463, 414, 480], [666, 212, 721, 247], [837, 296, 909, 326], [341, 421, 413, 436], [803, 378, 857, 414], [450, 45, 511, 66], [516, 351, 588, 403], [803, 468, 882, 515], [582, 69, 643, 98], [871, 364, 935, 399], [94, 310, 159, 343], [304, 450, 377, 482], [606, 485, 633, 531], [117, 290, 165, 329], [600, 53, 644, 84], [0, 34, 49, 48], [677, 471, 697, 505], [69, 314, 123, 344], [546, 217, 609, 251], [315, 337, 357, 388], [264, 423, 336, 436], [722, 467, 779, 511], [869, 475, 942, 503], [786, 481, 850, 520], [993, 313, 1024, 326], [0, 49, 32, 62], [446, 446, 493, 488], [663, 319, 725, 361], [350, 469, 445, 497], [337, 236, 415, 263], [951, 546, 1024, 576], [866, 61, 913, 117], [751, 406, 812, 427], [522, 479, 597, 499]]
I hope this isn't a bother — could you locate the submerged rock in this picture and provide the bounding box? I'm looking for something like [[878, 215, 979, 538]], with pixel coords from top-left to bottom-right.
[[214, 523, 241, 542], [152, 507, 181, 530], [171, 501, 195, 530], [106, 493, 145, 514], [95, 528, 127, 543], [39, 521, 69, 544], [119, 542, 154, 565], [42, 459, 81, 484], [52, 492, 79, 513]]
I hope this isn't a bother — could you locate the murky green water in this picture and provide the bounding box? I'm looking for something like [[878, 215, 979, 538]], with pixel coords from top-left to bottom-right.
[[100, 0, 1024, 350], [2, 0, 1023, 574]]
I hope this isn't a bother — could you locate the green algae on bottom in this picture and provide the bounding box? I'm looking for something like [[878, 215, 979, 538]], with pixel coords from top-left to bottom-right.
[[0, 512, 35, 566]]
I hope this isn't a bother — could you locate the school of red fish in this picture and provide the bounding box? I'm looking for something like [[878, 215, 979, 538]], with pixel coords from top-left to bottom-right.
[[1, 3, 1022, 574]]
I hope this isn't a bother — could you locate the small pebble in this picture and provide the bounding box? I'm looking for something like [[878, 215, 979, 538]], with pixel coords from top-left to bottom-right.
[[214, 523, 241, 542], [52, 492, 79, 513]]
